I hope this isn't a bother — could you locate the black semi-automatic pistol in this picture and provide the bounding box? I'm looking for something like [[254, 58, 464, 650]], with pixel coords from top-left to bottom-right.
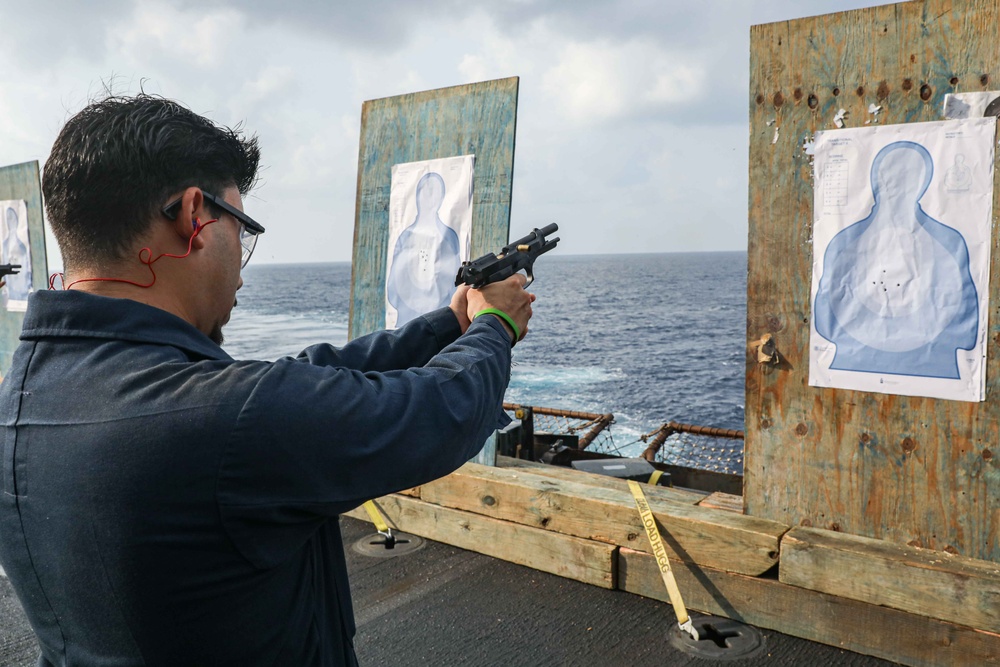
[[455, 224, 559, 289], [0, 264, 20, 279]]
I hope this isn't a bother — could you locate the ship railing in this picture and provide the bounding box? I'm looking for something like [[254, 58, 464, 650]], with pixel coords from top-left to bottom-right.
[[501, 403, 746, 487]]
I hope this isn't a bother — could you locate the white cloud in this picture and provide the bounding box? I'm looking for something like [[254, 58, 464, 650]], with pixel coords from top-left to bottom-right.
[[456, 14, 539, 83], [107, 2, 247, 69], [239, 66, 298, 106], [542, 39, 705, 124]]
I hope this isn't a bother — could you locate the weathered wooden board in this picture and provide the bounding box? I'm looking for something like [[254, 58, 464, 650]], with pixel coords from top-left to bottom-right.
[[746, 0, 1000, 560], [495, 455, 708, 505], [419, 463, 786, 576], [698, 491, 744, 514], [619, 547, 1000, 667], [0, 161, 46, 376], [344, 493, 615, 589], [779, 526, 1000, 633], [349, 77, 518, 339]]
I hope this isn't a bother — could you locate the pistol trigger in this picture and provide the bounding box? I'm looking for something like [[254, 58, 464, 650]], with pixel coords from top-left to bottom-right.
[[523, 268, 535, 288]]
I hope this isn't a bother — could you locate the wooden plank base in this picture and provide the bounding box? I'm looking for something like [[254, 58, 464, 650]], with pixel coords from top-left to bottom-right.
[[420, 462, 785, 576], [348, 461, 1000, 665], [780, 527, 1000, 633], [345, 493, 616, 589], [619, 547, 1000, 667]]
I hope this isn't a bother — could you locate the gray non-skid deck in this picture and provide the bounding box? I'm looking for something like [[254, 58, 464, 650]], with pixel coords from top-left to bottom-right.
[[2, 516, 896, 666]]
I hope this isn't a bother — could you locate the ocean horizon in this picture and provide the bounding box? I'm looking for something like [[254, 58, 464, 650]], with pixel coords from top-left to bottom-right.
[[225, 251, 748, 472]]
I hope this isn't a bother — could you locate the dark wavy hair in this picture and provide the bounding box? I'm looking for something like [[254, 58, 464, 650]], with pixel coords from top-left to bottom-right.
[[42, 94, 261, 269]]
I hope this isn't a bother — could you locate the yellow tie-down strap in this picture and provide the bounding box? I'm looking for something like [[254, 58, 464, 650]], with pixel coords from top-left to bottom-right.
[[362, 500, 391, 535], [628, 480, 699, 641]]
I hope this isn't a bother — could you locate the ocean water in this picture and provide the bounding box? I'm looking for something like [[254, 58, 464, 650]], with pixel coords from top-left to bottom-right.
[[223, 252, 748, 470]]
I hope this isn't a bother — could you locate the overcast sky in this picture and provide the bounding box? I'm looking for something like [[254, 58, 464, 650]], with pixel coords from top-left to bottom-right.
[[0, 0, 893, 267]]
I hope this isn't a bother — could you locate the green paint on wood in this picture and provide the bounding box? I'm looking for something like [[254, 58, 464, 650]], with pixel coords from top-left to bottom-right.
[[0, 161, 47, 376], [746, 0, 1000, 561], [349, 77, 518, 339]]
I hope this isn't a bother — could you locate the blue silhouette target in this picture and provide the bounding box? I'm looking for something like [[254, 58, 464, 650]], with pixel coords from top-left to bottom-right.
[[384, 155, 474, 329], [1, 200, 32, 308], [813, 141, 978, 379], [386, 172, 462, 325]]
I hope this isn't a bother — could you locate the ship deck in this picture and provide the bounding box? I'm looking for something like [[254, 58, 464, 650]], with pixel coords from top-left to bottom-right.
[[1, 515, 894, 666]]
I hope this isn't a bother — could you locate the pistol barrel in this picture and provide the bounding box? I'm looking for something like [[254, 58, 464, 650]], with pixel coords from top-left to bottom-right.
[[535, 223, 558, 237]]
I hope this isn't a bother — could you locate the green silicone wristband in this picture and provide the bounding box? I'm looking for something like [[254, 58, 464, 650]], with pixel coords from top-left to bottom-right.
[[474, 308, 520, 344]]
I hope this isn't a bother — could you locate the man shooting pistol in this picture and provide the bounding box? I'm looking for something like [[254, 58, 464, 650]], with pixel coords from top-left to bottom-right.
[[0, 263, 21, 289], [455, 224, 559, 289]]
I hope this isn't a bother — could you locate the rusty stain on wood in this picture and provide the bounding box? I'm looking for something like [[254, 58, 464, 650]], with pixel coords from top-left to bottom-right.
[[746, 0, 1000, 561]]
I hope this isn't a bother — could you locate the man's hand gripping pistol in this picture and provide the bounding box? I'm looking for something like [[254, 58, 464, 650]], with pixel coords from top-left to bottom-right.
[[454, 224, 560, 289]]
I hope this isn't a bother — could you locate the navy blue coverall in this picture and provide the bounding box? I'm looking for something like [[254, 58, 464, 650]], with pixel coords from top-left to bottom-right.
[[0, 290, 512, 666]]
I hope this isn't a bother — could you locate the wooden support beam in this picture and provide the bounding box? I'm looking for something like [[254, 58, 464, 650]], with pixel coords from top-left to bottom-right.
[[619, 548, 1000, 667], [344, 493, 616, 589], [779, 527, 1000, 634], [419, 463, 786, 576], [745, 0, 1000, 564], [349, 77, 518, 339]]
